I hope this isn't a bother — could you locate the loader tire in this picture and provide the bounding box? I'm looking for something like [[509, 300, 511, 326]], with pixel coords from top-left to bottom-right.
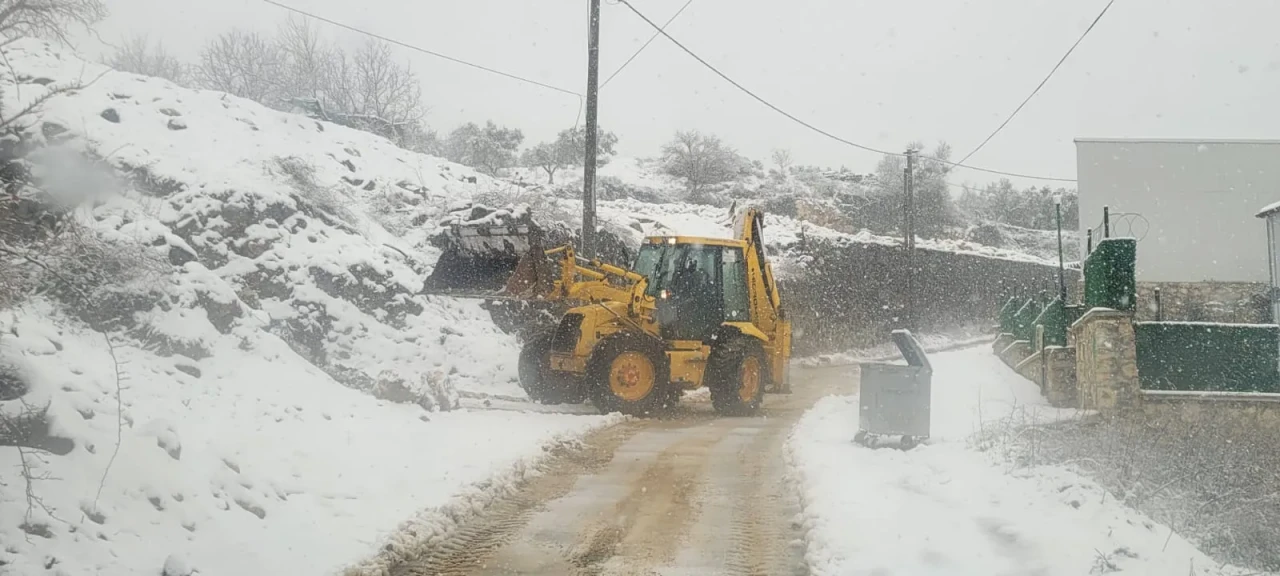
[[706, 334, 767, 416], [518, 331, 584, 404], [587, 333, 672, 417]]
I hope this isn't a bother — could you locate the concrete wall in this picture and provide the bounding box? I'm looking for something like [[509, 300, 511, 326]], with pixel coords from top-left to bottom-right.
[[1075, 138, 1280, 283]]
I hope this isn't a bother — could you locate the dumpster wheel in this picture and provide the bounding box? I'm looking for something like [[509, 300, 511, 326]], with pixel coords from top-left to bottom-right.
[[854, 431, 925, 450]]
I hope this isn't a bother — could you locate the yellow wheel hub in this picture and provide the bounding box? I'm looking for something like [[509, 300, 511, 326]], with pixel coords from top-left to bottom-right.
[[609, 351, 656, 402], [739, 356, 762, 402]]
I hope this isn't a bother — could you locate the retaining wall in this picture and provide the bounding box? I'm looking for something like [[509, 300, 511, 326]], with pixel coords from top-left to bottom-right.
[[1135, 281, 1271, 324], [780, 237, 1072, 356]]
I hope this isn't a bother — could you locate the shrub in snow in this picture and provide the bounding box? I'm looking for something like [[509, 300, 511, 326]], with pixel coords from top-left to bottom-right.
[[965, 222, 1007, 247], [0, 360, 26, 401], [369, 369, 457, 412], [274, 155, 358, 229], [596, 174, 666, 203]]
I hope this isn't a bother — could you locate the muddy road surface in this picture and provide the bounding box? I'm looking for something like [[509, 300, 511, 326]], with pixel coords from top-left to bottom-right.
[[390, 364, 857, 576]]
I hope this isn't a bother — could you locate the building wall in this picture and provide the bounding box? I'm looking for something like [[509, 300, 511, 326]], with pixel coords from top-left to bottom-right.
[[1075, 139, 1280, 282]]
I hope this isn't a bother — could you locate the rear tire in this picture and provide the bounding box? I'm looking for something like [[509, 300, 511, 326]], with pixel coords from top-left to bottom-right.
[[587, 333, 671, 416], [706, 335, 767, 416], [518, 331, 583, 404]]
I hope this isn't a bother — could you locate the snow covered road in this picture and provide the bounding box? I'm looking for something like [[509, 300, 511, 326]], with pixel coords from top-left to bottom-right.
[[387, 362, 861, 575], [788, 346, 1258, 576]]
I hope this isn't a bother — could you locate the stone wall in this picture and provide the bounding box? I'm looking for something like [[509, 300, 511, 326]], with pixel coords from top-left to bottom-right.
[[1140, 391, 1280, 435], [1042, 346, 1077, 407], [1135, 281, 1271, 323], [780, 237, 1072, 355], [1071, 308, 1141, 411]]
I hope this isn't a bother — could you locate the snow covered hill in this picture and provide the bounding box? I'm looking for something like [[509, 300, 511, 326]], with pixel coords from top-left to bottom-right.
[[4, 38, 529, 400], [513, 157, 1060, 268], [0, 39, 622, 575]]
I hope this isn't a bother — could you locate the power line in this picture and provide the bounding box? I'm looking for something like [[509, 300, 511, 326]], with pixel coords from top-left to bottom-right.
[[600, 0, 695, 89], [615, 0, 1078, 183], [261, 0, 583, 98], [956, 0, 1117, 165]]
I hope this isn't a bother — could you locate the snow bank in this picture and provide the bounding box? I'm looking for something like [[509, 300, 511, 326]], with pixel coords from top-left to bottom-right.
[[786, 347, 1254, 576], [597, 197, 1059, 267], [0, 304, 615, 575]]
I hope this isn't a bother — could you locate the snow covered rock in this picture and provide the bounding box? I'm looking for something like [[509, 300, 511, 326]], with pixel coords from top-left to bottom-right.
[[162, 555, 195, 576]]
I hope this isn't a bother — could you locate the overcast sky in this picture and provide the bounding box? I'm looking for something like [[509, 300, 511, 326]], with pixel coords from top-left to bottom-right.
[[82, 0, 1280, 189]]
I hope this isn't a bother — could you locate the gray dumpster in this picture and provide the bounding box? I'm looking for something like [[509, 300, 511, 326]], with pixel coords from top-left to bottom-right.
[[856, 329, 932, 448]]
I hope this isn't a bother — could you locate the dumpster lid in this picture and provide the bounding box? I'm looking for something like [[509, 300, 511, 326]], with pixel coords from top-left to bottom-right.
[[891, 329, 932, 373]]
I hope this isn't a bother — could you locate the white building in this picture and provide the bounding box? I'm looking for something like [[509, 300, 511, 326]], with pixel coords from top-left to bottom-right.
[[1075, 138, 1280, 283]]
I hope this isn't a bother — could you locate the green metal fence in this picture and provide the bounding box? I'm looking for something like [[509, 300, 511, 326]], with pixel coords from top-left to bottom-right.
[[1011, 298, 1040, 342], [1134, 322, 1280, 392], [999, 297, 1020, 334], [1033, 297, 1069, 347], [1084, 238, 1136, 312]]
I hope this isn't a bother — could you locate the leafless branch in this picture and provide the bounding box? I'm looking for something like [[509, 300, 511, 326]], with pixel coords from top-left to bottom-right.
[[103, 34, 187, 85], [194, 29, 284, 103], [0, 400, 61, 526], [0, 68, 108, 131], [0, 0, 107, 47], [91, 331, 121, 509]]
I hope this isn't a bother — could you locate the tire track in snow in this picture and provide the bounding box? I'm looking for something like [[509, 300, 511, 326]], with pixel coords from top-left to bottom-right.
[[389, 422, 642, 576], [388, 364, 856, 576]]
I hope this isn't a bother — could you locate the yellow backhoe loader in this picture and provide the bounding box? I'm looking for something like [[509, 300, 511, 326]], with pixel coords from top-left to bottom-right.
[[423, 205, 791, 416]]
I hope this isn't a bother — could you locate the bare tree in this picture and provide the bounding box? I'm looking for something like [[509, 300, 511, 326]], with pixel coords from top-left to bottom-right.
[[342, 40, 423, 128], [195, 29, 284, 104], [0, 0, 107, 46], [276, 17, 333, 104], [104, 35, 187, 85], [660, 130, 744, 200], [771, 148, 793, 177]]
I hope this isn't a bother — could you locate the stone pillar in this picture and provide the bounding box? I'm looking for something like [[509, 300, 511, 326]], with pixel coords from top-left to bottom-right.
[[1000, 340, 1031, 368], [1042, 346, 1077, 407], [1071, 308, 1141, 411], [992, 333, 1014, 355]]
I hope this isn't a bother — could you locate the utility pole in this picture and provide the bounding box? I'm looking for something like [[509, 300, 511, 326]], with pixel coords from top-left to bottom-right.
[[1054, 195, 1067, 303], [903, 149, 917, 332], [581, 0, 601, 257]]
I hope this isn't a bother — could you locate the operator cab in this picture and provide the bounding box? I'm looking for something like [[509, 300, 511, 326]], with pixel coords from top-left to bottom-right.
[[633, 238, 750, 341]]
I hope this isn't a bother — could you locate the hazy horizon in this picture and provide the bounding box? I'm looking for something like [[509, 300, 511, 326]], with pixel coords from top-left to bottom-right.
[[79, 0, 1280, 189]]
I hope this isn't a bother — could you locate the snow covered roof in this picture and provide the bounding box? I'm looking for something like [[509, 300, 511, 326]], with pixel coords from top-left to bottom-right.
[[1256, 199, 1280, 218], [1075, 137, 1280, 145]]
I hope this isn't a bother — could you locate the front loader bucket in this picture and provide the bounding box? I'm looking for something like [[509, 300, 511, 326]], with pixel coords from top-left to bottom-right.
[[421, 204, 557, 299]]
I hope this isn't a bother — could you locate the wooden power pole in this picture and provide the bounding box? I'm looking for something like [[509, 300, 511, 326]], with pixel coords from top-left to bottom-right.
[[581, 0, 601, 256]]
